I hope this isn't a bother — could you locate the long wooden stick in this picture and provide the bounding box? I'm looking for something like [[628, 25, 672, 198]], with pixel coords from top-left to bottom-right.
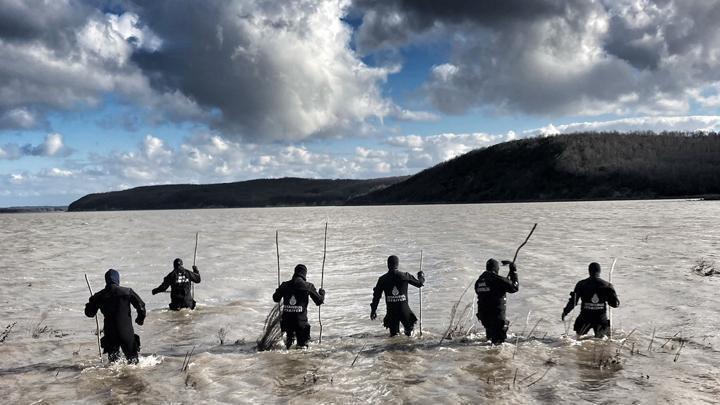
[[84, 274, 102, 358], [512, 223, 538, 263], [192, 232, 199, 300], [419, 250, 424, 337], [276, 230, 280, 288], [319, 222, 328, 344], [609, 258, 617, 340]]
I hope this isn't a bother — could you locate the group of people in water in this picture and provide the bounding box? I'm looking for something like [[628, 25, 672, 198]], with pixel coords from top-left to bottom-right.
[[84, 254, 619, 363]]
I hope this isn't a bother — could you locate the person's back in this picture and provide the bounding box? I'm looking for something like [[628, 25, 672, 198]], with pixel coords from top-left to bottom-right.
[[152, 258, 201, 310], [370, 255, 424, 337], [273, 264, 325, 348], [85, 269, 145, 363], [562, 262, 619, 338], [475, 259, 519, 344]]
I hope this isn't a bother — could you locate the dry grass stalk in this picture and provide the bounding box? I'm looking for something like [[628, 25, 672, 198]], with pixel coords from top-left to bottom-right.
[[31, 312, 49, 339], [257, 303, 283, 351], [438, 280, 474, 344], [181, 345, 196, 372], [350, 342, 367, 368], [1, 322, 17, 343], [217, 326, 229, 345], [526, 365, 552, 387]]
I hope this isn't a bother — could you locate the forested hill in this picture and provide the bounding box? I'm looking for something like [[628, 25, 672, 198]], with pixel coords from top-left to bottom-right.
[[350, 132, 720, 204], [68, 177, 406, 211]]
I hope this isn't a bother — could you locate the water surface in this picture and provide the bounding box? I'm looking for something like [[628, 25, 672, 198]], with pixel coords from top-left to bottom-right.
[[1, 201, 719, 403]]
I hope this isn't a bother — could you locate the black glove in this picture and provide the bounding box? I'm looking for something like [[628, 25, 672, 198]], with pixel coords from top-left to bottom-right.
[[151, 288, 159, 295], [135, 317, 144, 326], [417, 271, 425, 279], [502, 260, 517, 271], [192, 265, 198, 272], [319, 288, 325, 296], [561, 310, 568, 321], [370, 305, 377, 320]]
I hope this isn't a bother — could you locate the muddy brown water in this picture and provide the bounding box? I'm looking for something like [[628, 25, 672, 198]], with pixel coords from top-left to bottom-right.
[[1, 201, 719, 403]]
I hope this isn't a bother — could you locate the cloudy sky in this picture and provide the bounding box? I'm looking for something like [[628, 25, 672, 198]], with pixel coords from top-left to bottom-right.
[[2, 0, 720, 206]]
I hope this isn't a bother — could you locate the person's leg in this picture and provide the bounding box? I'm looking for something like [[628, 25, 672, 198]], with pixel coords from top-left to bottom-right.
[[487, 320, 508, 344], [384, 313, 400, 337], [401, 316, 414, 337], [493, 320, 509, 344], [389, 319, 400, 337], [594, 318, 611, 338], [480, 318, 492, 342], [574, 314, 592, 337], [102, 337, 121, 363], [285, 328, 296, 349], [120, 335, 140, 364], [297, 323, 311, 348]]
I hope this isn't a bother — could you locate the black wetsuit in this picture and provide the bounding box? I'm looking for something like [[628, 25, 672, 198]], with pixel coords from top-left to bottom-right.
[[273, 274, 324, 348], [563, 275, 619, 337], [85, 283, 146, 363], [371, 270, 425, 336], [475, 267, 519, 344], [153, 266, 201, 310]]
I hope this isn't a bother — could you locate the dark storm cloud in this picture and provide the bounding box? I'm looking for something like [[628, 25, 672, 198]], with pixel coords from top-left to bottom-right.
[[125, 0, 394, 141], [353, 0, 574, 51], [0, 0, 92, 44], [353, 0, 720, 115], [0, 0, 396, 139]]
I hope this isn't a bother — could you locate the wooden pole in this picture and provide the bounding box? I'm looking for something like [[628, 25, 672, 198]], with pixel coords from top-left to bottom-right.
[[512, 223, 538, 263], [319, 222, 328, 344], [276, 230, 280, 288], [609, 258, 617, 340], [419, 250, 424, 337], [84, 274, 102, 358], [192, 232, 199, 300]]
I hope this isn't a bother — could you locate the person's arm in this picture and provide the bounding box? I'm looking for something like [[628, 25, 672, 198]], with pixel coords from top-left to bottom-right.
[[404, 272, 424, 288], [606, 284, 620, 308], [308, 283, 325, 306], [130, 289, 146, 325], [562, 287, 579, 320], [152, 274, 172, 295], [499, 262, 519, 293], [370, 278, 383, 319], [84, 293, 99, 318], [188, 266, 201, 283], [272, 283, 284, 303]]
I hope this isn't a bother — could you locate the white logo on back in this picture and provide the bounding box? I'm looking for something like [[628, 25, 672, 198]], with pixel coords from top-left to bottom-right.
[[289, 295, 297, 305], [392, 286, 399, 296]]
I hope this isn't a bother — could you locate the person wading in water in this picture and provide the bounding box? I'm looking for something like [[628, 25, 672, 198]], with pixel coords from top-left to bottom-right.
[[475, 258, 519, 344], [370, 255, 425, 337], [273, 264, 325, 349], [562, 262, 619, 338], [85, 269, 146, 363], [151, 258, 201, 310]]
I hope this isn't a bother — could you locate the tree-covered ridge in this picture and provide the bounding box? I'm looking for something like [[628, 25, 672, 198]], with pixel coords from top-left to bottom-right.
[[350, 132, 720, 204], [68, 177, 406, 211]]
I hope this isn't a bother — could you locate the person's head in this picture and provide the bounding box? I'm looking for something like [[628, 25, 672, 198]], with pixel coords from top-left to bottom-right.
[[486, 259, 500, 274], [105, 269, 120, 286], [588, 262, 601, 277], [173, 258, 183, 269], [387, 255, 399, 271], [294, 264, 307, 280]]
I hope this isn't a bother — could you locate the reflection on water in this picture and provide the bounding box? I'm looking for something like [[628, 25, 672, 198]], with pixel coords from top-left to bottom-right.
[[1, 201, 720, 403]]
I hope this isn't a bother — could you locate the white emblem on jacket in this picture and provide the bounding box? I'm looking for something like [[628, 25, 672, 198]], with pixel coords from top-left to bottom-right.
[[583, 293, 605, 310], [285, 294, 303, 312], [387, 285, 406, 303]]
